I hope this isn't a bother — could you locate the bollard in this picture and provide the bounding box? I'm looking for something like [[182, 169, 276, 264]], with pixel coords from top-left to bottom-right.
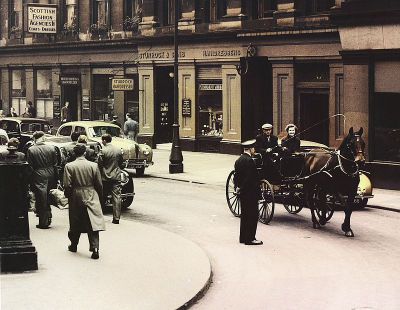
[[0, 162, 38, 272]]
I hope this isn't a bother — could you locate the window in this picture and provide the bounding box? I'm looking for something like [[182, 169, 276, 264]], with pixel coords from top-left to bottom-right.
[[89, 126, 121, 138], [197, 0, 210, 23], [35, 70, 53, 119], [217, 0, 227, 20], [160, 0, 175, 26], [74, 126, 87, 135], [124, 0, 142, 31], [11, 69, 26, 116], [92, 0, 111, 29], [125, 74, 139, 122], [9, 0, 23, 38], [62, 0, 78, 33], [59, 126, 72, 136], [261, 0, 277, 18], [92, 75, 114, 120], [305, 0, 335, 15]]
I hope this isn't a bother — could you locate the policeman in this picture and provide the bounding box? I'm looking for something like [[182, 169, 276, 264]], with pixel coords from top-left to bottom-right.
[[255, 123, 278, 154], [234, 139, 263, 245]]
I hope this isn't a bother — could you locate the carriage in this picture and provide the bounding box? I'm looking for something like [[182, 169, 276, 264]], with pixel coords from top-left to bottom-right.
[[226, 132, 374, 234]]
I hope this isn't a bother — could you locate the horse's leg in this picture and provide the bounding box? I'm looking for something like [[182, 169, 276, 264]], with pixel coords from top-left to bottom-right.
[[342, 194, 355, 237], [306, 182, 320, 229]]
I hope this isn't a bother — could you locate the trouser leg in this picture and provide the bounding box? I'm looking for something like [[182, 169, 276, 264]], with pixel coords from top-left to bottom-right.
[[111, 182, 122, 221], [87, 231, 99, 251], [68, 231, 81, 246]]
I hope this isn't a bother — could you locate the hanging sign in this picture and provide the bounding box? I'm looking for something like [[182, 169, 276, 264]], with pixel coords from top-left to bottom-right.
[[112, 79, 134, 91], [27, 4, 57, 34], [182, 99, 191, 117], [60, 76, 80, 86]]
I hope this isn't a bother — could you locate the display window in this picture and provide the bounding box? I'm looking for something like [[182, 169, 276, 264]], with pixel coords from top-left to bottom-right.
[[125, 74, 139, 122], [35, 70, 53, 119], [11, 69, 26, 116], [92, 75, 114, 120], [197, 80, 223, 137]]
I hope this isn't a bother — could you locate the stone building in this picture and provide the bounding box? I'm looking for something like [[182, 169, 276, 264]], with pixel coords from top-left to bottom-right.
[[0, 0, 398, 187]]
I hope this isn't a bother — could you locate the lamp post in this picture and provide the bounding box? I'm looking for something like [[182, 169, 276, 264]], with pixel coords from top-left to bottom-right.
[[169, 0, 184, 173]]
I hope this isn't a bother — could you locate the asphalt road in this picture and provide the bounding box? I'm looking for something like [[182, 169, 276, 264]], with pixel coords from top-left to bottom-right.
[[123, 177, 400, 310]]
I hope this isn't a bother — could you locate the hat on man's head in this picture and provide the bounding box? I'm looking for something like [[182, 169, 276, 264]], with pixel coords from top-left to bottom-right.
[[32, 131, 45, 140], [112, 115, 118, 119], [262, 123, 273, 130], [7, 138, 20, 151], [241, 139, 256, 149]]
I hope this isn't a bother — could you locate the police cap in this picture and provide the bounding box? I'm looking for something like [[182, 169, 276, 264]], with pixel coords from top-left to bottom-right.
[[262, 123, 273, 130], [241, 139, 256, 148]]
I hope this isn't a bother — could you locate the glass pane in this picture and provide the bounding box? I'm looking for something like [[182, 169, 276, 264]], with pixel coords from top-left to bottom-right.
[[197, 81, 223, 137], [36, 70, 52, 98], [36, 99, 45, 118]]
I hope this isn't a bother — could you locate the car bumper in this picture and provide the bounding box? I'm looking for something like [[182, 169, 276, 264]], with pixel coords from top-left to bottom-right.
[[125, 159, 154, 169]]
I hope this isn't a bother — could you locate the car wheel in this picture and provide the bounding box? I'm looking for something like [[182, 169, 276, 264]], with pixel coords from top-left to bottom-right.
[[121, 176, 134, 209], [136, 167, 145, 176]]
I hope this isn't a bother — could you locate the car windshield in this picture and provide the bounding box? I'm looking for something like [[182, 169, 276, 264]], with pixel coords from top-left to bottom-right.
[[20, 122, 51, 133], [88, 126, 121, 138]]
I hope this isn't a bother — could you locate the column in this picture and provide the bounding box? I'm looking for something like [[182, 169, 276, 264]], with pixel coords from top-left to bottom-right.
[[79, 0, 91, 40], [1, 69, 10, 111], [112, 0, 124, 32], [25, 68, 35, 107], [113, 67, 125, 123]]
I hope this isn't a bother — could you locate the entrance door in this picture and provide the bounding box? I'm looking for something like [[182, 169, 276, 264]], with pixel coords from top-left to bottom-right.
[[299, 92, 329, 145], [155, 67, 174, 143], [62, 85, 79, 121]]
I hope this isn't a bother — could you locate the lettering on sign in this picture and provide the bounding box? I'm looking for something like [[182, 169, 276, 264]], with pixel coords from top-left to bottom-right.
[[182, 99, 191, 117], [28, 5, 57, 34], [60, 76, 80, 86], [202, 49, 242, 57], [138, 51, 186, 60], [199, 84, 222, 91], [112, 79, 134, 91], [53, 95, 60, 119]]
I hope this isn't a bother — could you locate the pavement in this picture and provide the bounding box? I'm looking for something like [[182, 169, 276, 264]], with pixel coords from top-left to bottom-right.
[[2, 144, 399, 310]]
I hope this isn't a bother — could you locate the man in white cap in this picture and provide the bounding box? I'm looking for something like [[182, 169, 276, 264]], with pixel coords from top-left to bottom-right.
[[255, 123, 278, 154], [234, 139, 263, 245]]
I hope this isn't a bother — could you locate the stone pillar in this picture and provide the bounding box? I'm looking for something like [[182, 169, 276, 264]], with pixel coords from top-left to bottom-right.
[[140, 0, 158, 35], [329, 62, 344, 147], [79, 0, 91, 40], [0, 2, 9, 45], [25, 68, 35, 107], [1, 69, 10, 111], [271, 59, 295, 135], [112, 0, 124, 32], [137, 65, 155, 147], [113, 67, 125, 122]]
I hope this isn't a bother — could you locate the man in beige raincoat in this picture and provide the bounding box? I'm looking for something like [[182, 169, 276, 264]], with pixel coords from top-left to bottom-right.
[[63, 143, 105, 259]]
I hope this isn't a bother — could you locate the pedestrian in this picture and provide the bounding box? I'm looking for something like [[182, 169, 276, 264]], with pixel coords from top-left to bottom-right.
[[27, 131, 58, 228], [97, 133, 124, 224], [64, 131, 80, 163], [0, 138, 25, 162], [21, 107, 30, 118], [111, 115, 122, 128], [234, 139, 263, 245], [27, 101, 36, 118], [64, 143, 105, 259], [6, 107, 18, 117], [61, 101, 70, 123], [77, 134, 97, 162], [123, 113, 138, 141]]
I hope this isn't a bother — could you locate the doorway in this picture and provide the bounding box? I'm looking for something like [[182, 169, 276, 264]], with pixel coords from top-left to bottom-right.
[[155, 67, 174, 144], [299, 92, 329, 145], [61, 85, 79, 121]]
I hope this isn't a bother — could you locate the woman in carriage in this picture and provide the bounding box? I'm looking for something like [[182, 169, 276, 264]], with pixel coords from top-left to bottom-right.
[[281, 123, 301, 155]]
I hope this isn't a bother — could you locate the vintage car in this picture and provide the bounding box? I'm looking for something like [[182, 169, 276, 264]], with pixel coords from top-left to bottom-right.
[[56, 121, 153, 176], [44, 135, 135, 209], [0, 117, 52, 152]]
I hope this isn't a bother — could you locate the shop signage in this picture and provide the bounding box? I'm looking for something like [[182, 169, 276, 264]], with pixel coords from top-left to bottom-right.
[[199, 84, 222, 91], [53, 95, 60, 119], [27, 4, 57, 34], [60, 76, 80, 86], [112, 79, 134, 91], [160, 102, 169, 126], [182, 99, 191, 117], [82, 96, 90, 110]]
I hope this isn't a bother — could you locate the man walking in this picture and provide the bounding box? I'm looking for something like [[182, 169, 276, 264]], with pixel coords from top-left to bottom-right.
[[64, 144, 105, 259], [61, 101, 70, 123], [97, 134, 124, 224], [27, 131, 58, 228], [64, 131, 80, 162], [123, 113, 138, 141], [234, 139, 263, 245]]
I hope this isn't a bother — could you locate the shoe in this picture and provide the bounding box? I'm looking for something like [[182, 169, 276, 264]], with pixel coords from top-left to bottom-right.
[[91, 249, 99, 259], [112, 219, 119, 224], [36, 224, 50, 229], [244, 239, 263, 245], [68, 244, 77, 252]]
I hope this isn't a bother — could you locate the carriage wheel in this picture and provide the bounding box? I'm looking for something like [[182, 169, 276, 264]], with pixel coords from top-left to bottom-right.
[[310, 184, 334, 225], [225, 170, 241, 217], [258, 180, 275, 224], [283, 184, 304, 214]]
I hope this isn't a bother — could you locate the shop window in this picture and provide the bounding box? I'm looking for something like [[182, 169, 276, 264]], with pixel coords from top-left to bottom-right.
[[92, 75, 114, 121], [305, 0, 335, 15], [197, 81, 223, 137], [35, 70, 53, 119], [124, 0, 142, 31], [11, 69, 26, 116], [373, 93, 400, 162], [9, 0, 23, 38], [92, 0, 111, 30], [125, 74, 139, 122]]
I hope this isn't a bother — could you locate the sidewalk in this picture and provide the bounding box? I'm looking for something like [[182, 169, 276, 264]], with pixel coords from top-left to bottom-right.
[[148, 147, 400, 212], [1, 208, 211, 310]]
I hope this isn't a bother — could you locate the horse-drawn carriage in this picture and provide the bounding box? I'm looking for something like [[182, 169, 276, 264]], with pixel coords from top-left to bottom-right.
[[226, 128, 373, 237]]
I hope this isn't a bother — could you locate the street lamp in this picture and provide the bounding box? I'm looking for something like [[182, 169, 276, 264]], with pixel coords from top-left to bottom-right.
[[169, 0, 184, 173]]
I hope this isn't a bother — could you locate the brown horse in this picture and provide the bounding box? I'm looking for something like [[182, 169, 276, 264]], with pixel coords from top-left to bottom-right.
[[304, 127, 366, 237]]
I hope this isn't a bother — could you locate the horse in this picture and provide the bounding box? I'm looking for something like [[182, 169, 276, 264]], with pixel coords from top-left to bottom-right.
[[304, 127, 366, 237]]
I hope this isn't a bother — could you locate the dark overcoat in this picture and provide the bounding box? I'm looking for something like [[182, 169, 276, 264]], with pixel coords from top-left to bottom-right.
[[97, 144, 124, 182], [281, 136, 301, 154], [255, 134, 278, 153], [234, 153, 261, 243], [27, 142, 58, 214], [63, 157, 105, 232]]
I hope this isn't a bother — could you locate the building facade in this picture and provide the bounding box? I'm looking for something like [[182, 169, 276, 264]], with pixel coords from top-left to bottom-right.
[[0, 0, 399, 187]]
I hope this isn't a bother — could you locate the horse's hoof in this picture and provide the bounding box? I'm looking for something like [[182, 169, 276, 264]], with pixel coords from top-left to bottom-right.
[[344, 229, 355, 237], [313, 222, 321, 229]]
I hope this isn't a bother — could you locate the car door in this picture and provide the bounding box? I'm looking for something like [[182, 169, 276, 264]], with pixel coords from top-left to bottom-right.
[[58, 125, 73, 137]]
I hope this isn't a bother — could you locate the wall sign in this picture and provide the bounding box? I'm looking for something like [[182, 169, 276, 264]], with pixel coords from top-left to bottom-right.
[[182, 99, 191, 117], [160, 102, 169, 126], [27, 4, 57, 34], [199, 84, 222, 91], [53, 95, 60, 119], [60, 76, 80, 86], [112, 79, 134, 91]]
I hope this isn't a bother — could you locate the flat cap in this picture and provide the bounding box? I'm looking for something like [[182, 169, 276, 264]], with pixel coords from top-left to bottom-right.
[[262, 123, 273, 130], [241, 139, 256, 148]]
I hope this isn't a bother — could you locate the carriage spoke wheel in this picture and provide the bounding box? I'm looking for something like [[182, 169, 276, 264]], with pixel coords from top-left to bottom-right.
[[258, 180, 275, 224], [225, 170, 241, 217], [283, 184, 304, 214], [311, 185, 334, 225]]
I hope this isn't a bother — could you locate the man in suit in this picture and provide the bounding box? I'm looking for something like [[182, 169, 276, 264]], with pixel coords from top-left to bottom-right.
[[63, 143, 105, 259], [64, 131, 80, 163], [234, 139, 263, 245], [27, 131, 58, 228], [97, 134, 124, 224], [255, 123, 278, 154], [123, 113, 138, 141]]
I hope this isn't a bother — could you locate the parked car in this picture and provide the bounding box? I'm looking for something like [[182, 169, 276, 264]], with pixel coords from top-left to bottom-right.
[[0, 117, 52, 152], [0, 128, 9, 153], [44, 135, 135, 209], [56, 121, 153, 176]]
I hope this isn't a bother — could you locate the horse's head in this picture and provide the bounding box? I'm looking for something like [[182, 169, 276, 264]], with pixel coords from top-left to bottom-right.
[[343, 127, 366, 165]]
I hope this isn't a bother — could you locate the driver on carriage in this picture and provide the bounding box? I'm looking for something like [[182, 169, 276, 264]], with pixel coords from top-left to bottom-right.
[[255, 123, 279, 155]]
